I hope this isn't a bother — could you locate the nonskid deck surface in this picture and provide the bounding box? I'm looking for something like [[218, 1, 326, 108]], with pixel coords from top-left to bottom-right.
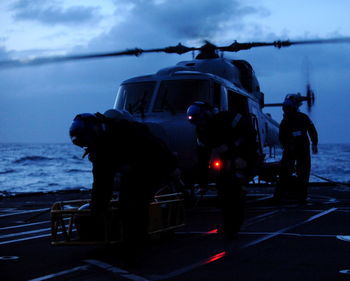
[[1, 183, 350, 281]]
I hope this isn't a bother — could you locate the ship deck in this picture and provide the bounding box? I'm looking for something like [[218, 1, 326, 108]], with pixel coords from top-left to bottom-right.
[[1, 182, 350, 281]]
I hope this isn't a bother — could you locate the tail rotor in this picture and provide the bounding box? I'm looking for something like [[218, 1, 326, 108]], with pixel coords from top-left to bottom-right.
[[306, 83, 315, 112]]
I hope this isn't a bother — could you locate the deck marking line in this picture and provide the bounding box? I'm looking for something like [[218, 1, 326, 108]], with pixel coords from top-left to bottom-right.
[[28, 265, 88, 281], [176, 210, 280, 235], [242, 207, 337, 248], [85, 259, 151, 281], [244, 210, 279, 226], [176, 231, 342, 238], [305, 207, 337, 222], [241, 231, 341, 238], [248, 195, 273, 202], [0, 208, 49, 218], [84, 259, 128, 274], [0, 227, 50, 239], [153, 208, 338, 280], [0, 255, 19, 260], [0, 220, 50, 230], [336, 235, 350, 242], [0, 233, 51, 245]]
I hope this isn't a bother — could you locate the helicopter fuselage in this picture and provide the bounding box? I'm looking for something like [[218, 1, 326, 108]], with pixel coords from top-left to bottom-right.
[[113, 57, 279, 181]]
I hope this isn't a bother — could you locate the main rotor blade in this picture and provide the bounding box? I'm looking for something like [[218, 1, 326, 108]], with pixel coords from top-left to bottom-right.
[[219, 37, 350, 52], [0, 43, 196, 68], [1, 37, 350, 69], [290, 37, 350, 46]]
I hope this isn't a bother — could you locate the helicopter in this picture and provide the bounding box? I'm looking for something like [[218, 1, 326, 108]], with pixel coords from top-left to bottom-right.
[[106, 40, 322, 184], [1, 37, 349, 185]]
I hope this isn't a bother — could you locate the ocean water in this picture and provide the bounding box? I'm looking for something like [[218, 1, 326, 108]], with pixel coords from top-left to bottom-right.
[[0, 143, 92, 195], [0, 143, 349, 195]]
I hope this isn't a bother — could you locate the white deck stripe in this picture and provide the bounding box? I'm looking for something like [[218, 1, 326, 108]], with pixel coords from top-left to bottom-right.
[[0, 227, 50, 239], [244, 210, 279, 226], [0, 208, 49, 218], [28, 265, 88, 281], [176, 231, 343, 238], [84, 259, 128, 274], [85, 259, 151, 281], [0, 220, 50, 230], [0, 233, 51, 245], [241, 231, 343, 238]]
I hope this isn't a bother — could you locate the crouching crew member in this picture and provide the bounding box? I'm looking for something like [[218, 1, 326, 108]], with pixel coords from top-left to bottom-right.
[[69, 109, 178, 263], [187, 101, 259, 238], [274, 95, 318, 204]]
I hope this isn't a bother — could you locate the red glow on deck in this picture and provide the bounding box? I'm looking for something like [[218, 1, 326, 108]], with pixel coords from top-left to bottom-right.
[[206, 229, 219, 234], [204, 251, 226, 264]]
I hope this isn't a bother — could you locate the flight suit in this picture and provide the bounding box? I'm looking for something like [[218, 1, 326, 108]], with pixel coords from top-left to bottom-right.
[[195, 111, 259, 237], [87, 117, 177, 259], [276, 111, 318, 202]]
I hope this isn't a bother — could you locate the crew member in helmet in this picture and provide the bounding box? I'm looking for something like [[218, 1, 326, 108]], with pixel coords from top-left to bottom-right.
[[187, 101, 259, 238], [274, 94, 318, 204], [69, 109, 178, 263]]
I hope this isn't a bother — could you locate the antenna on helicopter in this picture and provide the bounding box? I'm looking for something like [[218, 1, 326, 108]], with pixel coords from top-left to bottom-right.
[[1, 37, 350, 69]]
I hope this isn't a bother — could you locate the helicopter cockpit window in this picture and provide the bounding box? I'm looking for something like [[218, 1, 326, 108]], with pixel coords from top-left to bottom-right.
[[153, 80, 211, 113], [115, 82, 155, 114]]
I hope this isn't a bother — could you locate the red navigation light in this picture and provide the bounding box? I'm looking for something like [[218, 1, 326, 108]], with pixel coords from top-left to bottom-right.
[[212, 159, 222, 170], [188, 115, 193, 120]]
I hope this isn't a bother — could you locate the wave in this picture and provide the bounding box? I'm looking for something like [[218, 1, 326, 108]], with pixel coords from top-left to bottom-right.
[[13, 156, 54, 164], [0, 168, 16, 174], [72, 155, 84, 160], [64, 169, 91, 173]]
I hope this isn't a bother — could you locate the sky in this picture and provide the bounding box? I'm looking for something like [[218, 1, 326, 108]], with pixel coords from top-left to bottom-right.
[[0, 0, 350, 143]]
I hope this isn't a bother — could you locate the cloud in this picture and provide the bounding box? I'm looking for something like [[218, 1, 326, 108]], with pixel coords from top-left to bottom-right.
[[87, 0, 266, 50], [11, 0, 101, 26], [128, 0, 260, 40]]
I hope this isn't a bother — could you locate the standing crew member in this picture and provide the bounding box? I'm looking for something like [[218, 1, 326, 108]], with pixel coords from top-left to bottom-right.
[[187, 101, 259, 238], [274, 95, 318, 204], [69, 109, 178, 263]]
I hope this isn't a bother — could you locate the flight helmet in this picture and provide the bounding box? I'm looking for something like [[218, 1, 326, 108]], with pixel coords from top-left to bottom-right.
[[186, 101, 213, 125], [69, 113, 104, 147], [283, 94, 302, 114]]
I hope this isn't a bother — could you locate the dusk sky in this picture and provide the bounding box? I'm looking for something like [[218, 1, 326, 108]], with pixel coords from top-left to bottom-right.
[[0, 0, 350, 143]]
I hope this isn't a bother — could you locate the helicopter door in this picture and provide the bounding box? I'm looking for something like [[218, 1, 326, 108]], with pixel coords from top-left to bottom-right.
[[213, 82, 221, 109], [227, 90, 248, 114], [250, 114, 263, 155]]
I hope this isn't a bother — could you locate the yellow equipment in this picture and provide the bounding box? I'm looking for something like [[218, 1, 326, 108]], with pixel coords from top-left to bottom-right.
[[50, 192, 185, 245]]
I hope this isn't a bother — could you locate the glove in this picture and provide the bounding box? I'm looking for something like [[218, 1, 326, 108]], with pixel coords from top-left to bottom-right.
[[312, 144, 318, 154]]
